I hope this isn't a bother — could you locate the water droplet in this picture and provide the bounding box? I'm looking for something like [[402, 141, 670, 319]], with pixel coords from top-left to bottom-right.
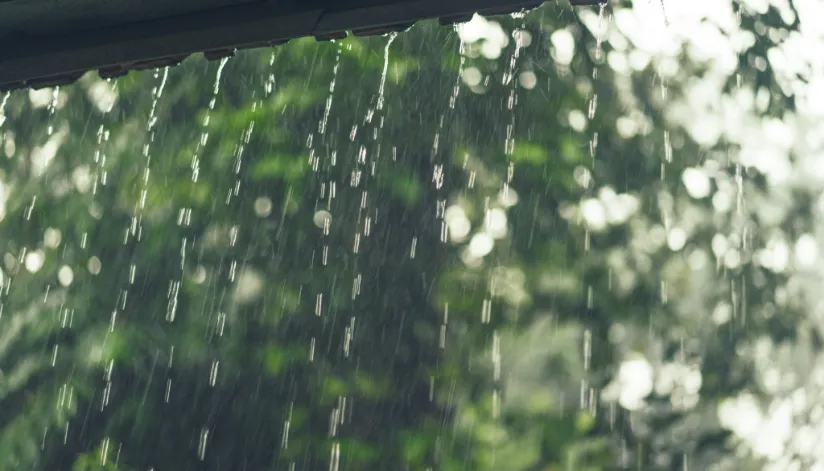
[[197, 428, 209, 460]]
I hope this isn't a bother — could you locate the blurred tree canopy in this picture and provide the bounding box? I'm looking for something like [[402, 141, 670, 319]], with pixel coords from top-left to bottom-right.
[[0, 0, 821, 470]]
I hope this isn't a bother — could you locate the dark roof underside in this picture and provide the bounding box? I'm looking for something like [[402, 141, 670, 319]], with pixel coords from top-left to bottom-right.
[[0, 0, 601, 91]]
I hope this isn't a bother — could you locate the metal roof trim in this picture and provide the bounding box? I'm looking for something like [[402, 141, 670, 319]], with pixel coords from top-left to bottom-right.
[[0, 0, 604, 91]]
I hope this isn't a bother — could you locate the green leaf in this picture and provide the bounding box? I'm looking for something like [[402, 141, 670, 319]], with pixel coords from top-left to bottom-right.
[[250, 154, 308, 182], [263, 346, 287, 376], [512, 142, 549, 165]]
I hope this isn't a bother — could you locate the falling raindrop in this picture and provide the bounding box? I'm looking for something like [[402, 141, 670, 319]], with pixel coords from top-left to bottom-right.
[[449, 28, 466, 110], [501, 26, 526, 159], [209, 360, 219, 386], [0, 91, 9, 128], [319, 42, 343, 135], [138, 68, 169, 216], [734, 163, 744, 215], [595, 3, 607, 60], [588, 93, 598, 119], [659, 63, 669, 100], [328, 441, 341, 471], [197, 428, 209, 460], [481, 298, 492, 324], [376, 32, 398, 112], [46, 86, 60, 136], [191, 57, 230, 183]]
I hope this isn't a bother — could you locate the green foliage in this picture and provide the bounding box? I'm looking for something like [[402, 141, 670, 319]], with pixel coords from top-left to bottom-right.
[[0, 2, 812, 471]]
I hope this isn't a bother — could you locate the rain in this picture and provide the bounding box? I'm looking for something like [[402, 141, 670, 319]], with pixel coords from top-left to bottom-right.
[[0, 0, 823, 470]]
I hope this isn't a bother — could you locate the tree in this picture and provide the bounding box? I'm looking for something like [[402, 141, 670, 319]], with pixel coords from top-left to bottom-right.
[[0, 0, 817, 469]]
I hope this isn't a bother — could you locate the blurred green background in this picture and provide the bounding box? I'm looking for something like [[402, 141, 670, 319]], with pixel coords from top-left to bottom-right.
[[0, 0, 820, 469]]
